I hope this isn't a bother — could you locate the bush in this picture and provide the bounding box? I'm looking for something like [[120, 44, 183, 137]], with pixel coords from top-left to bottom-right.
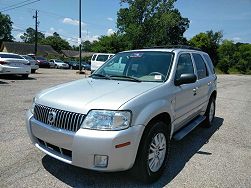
[[217, 58, 230, 74]]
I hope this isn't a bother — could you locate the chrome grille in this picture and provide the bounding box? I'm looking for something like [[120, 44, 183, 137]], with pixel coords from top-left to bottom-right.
[[33, 104, 86, 132]]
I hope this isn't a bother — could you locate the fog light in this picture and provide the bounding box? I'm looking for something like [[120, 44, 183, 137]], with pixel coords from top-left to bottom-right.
[[94, 155, 108, 168]]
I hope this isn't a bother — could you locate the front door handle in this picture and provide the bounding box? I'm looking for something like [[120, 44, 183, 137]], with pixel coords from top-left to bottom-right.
[[193, 88, 197, 96], [193, 87, 199, 96]]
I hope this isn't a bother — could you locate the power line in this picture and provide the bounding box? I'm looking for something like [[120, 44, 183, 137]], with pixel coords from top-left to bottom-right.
[[0, 0, 40, 13], [0, 0, 34, 11]]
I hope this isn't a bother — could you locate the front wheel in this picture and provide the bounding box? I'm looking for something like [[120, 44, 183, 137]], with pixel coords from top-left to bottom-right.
[[132, 121, 170, 183]]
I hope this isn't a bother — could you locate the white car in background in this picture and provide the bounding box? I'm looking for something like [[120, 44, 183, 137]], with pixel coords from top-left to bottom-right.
[[21, 55, 39, 73], [91, 53, 114, 72], [49, 59, 69, 69], [0, 52, 31, 78]]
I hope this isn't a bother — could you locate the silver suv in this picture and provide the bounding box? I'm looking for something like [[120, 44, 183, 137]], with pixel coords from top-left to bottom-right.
[[26, 46, 217, 183]]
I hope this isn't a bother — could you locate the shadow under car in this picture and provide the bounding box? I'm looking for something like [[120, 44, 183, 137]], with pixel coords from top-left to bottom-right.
[[42, 117, 224, 187]]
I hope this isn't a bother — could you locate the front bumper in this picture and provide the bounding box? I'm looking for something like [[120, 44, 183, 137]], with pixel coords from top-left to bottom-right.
[[26, 110, 144, 172]]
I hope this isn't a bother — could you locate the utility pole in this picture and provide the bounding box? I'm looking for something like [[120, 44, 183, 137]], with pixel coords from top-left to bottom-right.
[[79, 0, 82, 73], [33, 10, 38, 56]]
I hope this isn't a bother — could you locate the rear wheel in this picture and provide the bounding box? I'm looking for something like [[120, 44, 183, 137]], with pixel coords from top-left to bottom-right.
[[132, 121, 170, 183], [204, 97, 216, 127], [31, 69, 35, 73]]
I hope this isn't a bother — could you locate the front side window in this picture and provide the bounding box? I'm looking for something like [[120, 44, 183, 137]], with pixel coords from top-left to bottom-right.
[[175, 53, 194, 79], [93, 51, 174, 82], [192, 53, 208, 79]]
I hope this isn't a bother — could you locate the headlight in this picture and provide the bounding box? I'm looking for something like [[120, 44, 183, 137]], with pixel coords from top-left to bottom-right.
[[30, 97, 36, 114], [81, 110, 131, 130]]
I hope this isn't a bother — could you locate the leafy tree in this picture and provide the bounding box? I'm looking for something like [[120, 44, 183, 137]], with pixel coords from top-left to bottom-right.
[[217, 40, 236, 73], [20, 27, 45, 43], [189, 30, 223, 65], [117, 0, 189, 49], [235, 44, 251, 74], [40, 32, 71, 52], [82, 40, 92, 52], [0, 12, 14, 44], [91, 34, 130, 53]]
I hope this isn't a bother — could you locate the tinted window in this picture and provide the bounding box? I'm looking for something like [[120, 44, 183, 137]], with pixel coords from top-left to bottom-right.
[[0, 54, 23, 59], [96, 55, 109, 62], [192, 53, 208, 79], [175, 53, 194, 79], [203, 54, 215, 74]]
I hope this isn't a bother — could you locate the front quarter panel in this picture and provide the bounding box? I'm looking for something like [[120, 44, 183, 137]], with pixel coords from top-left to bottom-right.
[[119, 83, 175, 134]]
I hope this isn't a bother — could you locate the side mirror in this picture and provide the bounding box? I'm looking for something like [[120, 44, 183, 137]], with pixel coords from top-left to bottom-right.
[[174, 74, 197, 86]]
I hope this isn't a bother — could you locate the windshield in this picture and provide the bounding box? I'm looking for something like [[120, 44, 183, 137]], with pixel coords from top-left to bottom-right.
[[37, 57, 46, 60], [55, 60, 64, 63], [94, 51, 174, 82]]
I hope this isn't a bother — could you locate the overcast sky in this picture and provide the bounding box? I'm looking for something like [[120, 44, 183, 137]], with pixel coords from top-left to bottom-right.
[[1, 0, 251, 45]]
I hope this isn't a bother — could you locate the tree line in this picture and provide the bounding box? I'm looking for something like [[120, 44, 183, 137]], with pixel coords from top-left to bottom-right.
[[0, 0, 250, 74]]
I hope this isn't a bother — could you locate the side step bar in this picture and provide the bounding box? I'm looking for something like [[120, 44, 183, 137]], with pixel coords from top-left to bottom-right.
[[173, 115, 206, 141]]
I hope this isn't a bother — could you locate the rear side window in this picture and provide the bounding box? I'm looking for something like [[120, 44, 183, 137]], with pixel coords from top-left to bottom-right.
[[203, 54, 215, 74], [96, 55, 109, 62], [91, 55, 97, 61], [175, 53, 194, 79], [192, 53, 208, 79], [0, 54, 23, 59]]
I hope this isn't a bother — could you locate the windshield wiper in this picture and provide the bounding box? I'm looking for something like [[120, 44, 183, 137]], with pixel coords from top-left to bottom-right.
[[90, 73, 112, 80], [110, 75, 141, 82]]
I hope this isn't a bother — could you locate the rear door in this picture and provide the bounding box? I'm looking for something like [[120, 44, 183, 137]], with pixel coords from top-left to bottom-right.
[[191, 53, 211, 112]]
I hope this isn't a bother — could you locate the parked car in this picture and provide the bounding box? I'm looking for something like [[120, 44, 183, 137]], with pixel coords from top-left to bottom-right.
[[49, 59, 69, 69], [66, 61, 91, 70], [91, 53, 114, 72], [26, 46, 217, 183], [21, 55, 39, 73], [0, 52, 31, 78], [36, 56, 50, 68], [48, 60, 56, 68]]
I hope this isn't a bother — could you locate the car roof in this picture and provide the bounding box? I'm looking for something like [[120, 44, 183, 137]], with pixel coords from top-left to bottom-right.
[[121, 48, 205, 54], [121, 45, 207, 54]]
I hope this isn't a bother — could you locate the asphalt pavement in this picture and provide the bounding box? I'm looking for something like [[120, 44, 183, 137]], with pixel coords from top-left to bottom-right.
[[0, 69, 250, 188]]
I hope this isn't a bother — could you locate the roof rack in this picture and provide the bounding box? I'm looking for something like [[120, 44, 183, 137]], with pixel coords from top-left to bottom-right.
[[143, 45, 202, 51]]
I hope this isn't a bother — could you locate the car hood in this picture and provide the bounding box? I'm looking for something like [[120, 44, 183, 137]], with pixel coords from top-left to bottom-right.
[[36, 78, 161, 114]]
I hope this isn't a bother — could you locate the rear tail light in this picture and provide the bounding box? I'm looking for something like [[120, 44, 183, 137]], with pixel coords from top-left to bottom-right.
[[0, 61, 7, 65]]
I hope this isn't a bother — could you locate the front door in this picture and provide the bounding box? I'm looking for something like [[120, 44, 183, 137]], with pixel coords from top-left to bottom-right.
[[173, 53, 200, 130]]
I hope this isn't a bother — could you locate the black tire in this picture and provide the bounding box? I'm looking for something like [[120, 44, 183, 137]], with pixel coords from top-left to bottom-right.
[[204, 97, 216, 128], [131, 121, 170, 183], [31, 69, 36, 73], [22, 74, 29, 79]]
